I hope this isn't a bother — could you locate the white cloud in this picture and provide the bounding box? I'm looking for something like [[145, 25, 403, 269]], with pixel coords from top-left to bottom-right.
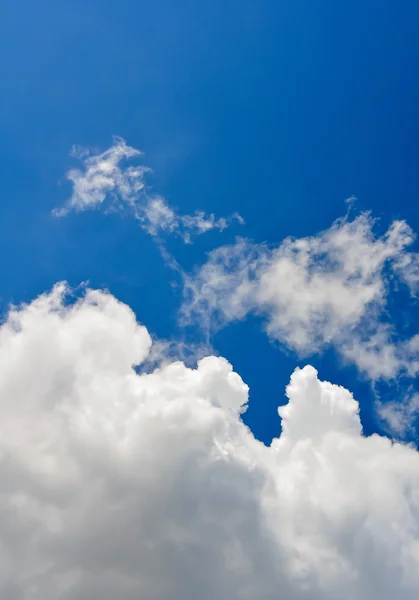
[[141, 197, 243, 243], [378, 391, 419, 436], [54, 138, 243, 242], [394, 250, 419, 295], [54, 137, 148, 215], [182, 212, 419, 381], [1, 284, 419, 598]]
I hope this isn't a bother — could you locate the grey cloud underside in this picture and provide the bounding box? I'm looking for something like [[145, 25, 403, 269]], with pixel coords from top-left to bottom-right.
[[1, 285, 419, 599]]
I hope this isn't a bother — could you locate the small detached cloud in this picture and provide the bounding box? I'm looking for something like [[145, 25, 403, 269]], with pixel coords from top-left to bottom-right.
[[378, 391, 419, 437], [1, 284, 419, 599], [54, 137, 243, 243], [54, 137, 147, 215], [141, 197, 243, 244]]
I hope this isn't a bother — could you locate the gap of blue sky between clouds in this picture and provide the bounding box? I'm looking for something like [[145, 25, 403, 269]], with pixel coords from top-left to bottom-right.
[[1, 137, 419, 597], [54, 137, 419, 439]]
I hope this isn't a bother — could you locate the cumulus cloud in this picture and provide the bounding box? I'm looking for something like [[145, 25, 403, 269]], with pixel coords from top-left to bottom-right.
[[54, 137, 243, 242], [182, 212, 419, 383], [1, 284, 419, 599]]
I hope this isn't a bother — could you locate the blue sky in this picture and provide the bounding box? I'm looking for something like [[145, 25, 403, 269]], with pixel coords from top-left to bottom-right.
[[3, 3, 419, 598], [2, 0, 419, 445]]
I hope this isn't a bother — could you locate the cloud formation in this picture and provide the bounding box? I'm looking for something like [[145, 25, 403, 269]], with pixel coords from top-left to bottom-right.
[[1, 285, 419, 599], [142, 197, 243, 243], [183, 213, 419, 382], [54, 138, 419, 435], [54, 137, 242, 243], [55, 137, 148, 214]]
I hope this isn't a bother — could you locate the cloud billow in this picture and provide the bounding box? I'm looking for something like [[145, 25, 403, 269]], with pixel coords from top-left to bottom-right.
[[1, 285, 419, 599]]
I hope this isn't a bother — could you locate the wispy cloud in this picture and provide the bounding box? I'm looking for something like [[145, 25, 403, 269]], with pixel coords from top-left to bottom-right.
[[54, 137, 243, 243], [182, 211, 419, 433], [53, 139, 419, 437], [140, 196, 243, 243], [54, 137, 148, 215], [378, 391, 419, 436]]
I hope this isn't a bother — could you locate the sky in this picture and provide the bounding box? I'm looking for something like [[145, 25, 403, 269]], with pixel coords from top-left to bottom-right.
[[1, 1, 419, 598]]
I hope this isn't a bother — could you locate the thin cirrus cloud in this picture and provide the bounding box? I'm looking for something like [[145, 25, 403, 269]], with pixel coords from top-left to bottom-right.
[[182, 212, 419, 433], [53, 136, 243, 243], [1, 284, 419, 599]]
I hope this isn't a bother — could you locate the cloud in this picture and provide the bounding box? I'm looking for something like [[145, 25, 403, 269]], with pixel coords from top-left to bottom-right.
[[182, 212, 419, 382], [54, 137, 148, 215], [141, 197, 243, 243], [54, 137, 243, 243], [378, 391, 419, 436], [1, 284, 419, 598]]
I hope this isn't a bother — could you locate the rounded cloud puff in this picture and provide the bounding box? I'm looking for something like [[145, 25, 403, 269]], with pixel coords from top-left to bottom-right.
[[0, 285, 418, 599]]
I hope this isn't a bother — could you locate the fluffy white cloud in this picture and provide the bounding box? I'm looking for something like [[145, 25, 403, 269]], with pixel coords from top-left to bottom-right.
[[1, 284, 419, 599], [54, 138, 242, 242], [182, 213, 419, 384]]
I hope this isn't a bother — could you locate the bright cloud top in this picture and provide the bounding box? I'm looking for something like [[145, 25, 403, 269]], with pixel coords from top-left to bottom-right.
[[1, 285, 419, 599], [54, 137, 242, 243]]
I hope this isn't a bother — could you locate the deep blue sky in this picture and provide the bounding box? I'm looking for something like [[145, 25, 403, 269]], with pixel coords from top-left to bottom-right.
[[1, 0, 419, 443]]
